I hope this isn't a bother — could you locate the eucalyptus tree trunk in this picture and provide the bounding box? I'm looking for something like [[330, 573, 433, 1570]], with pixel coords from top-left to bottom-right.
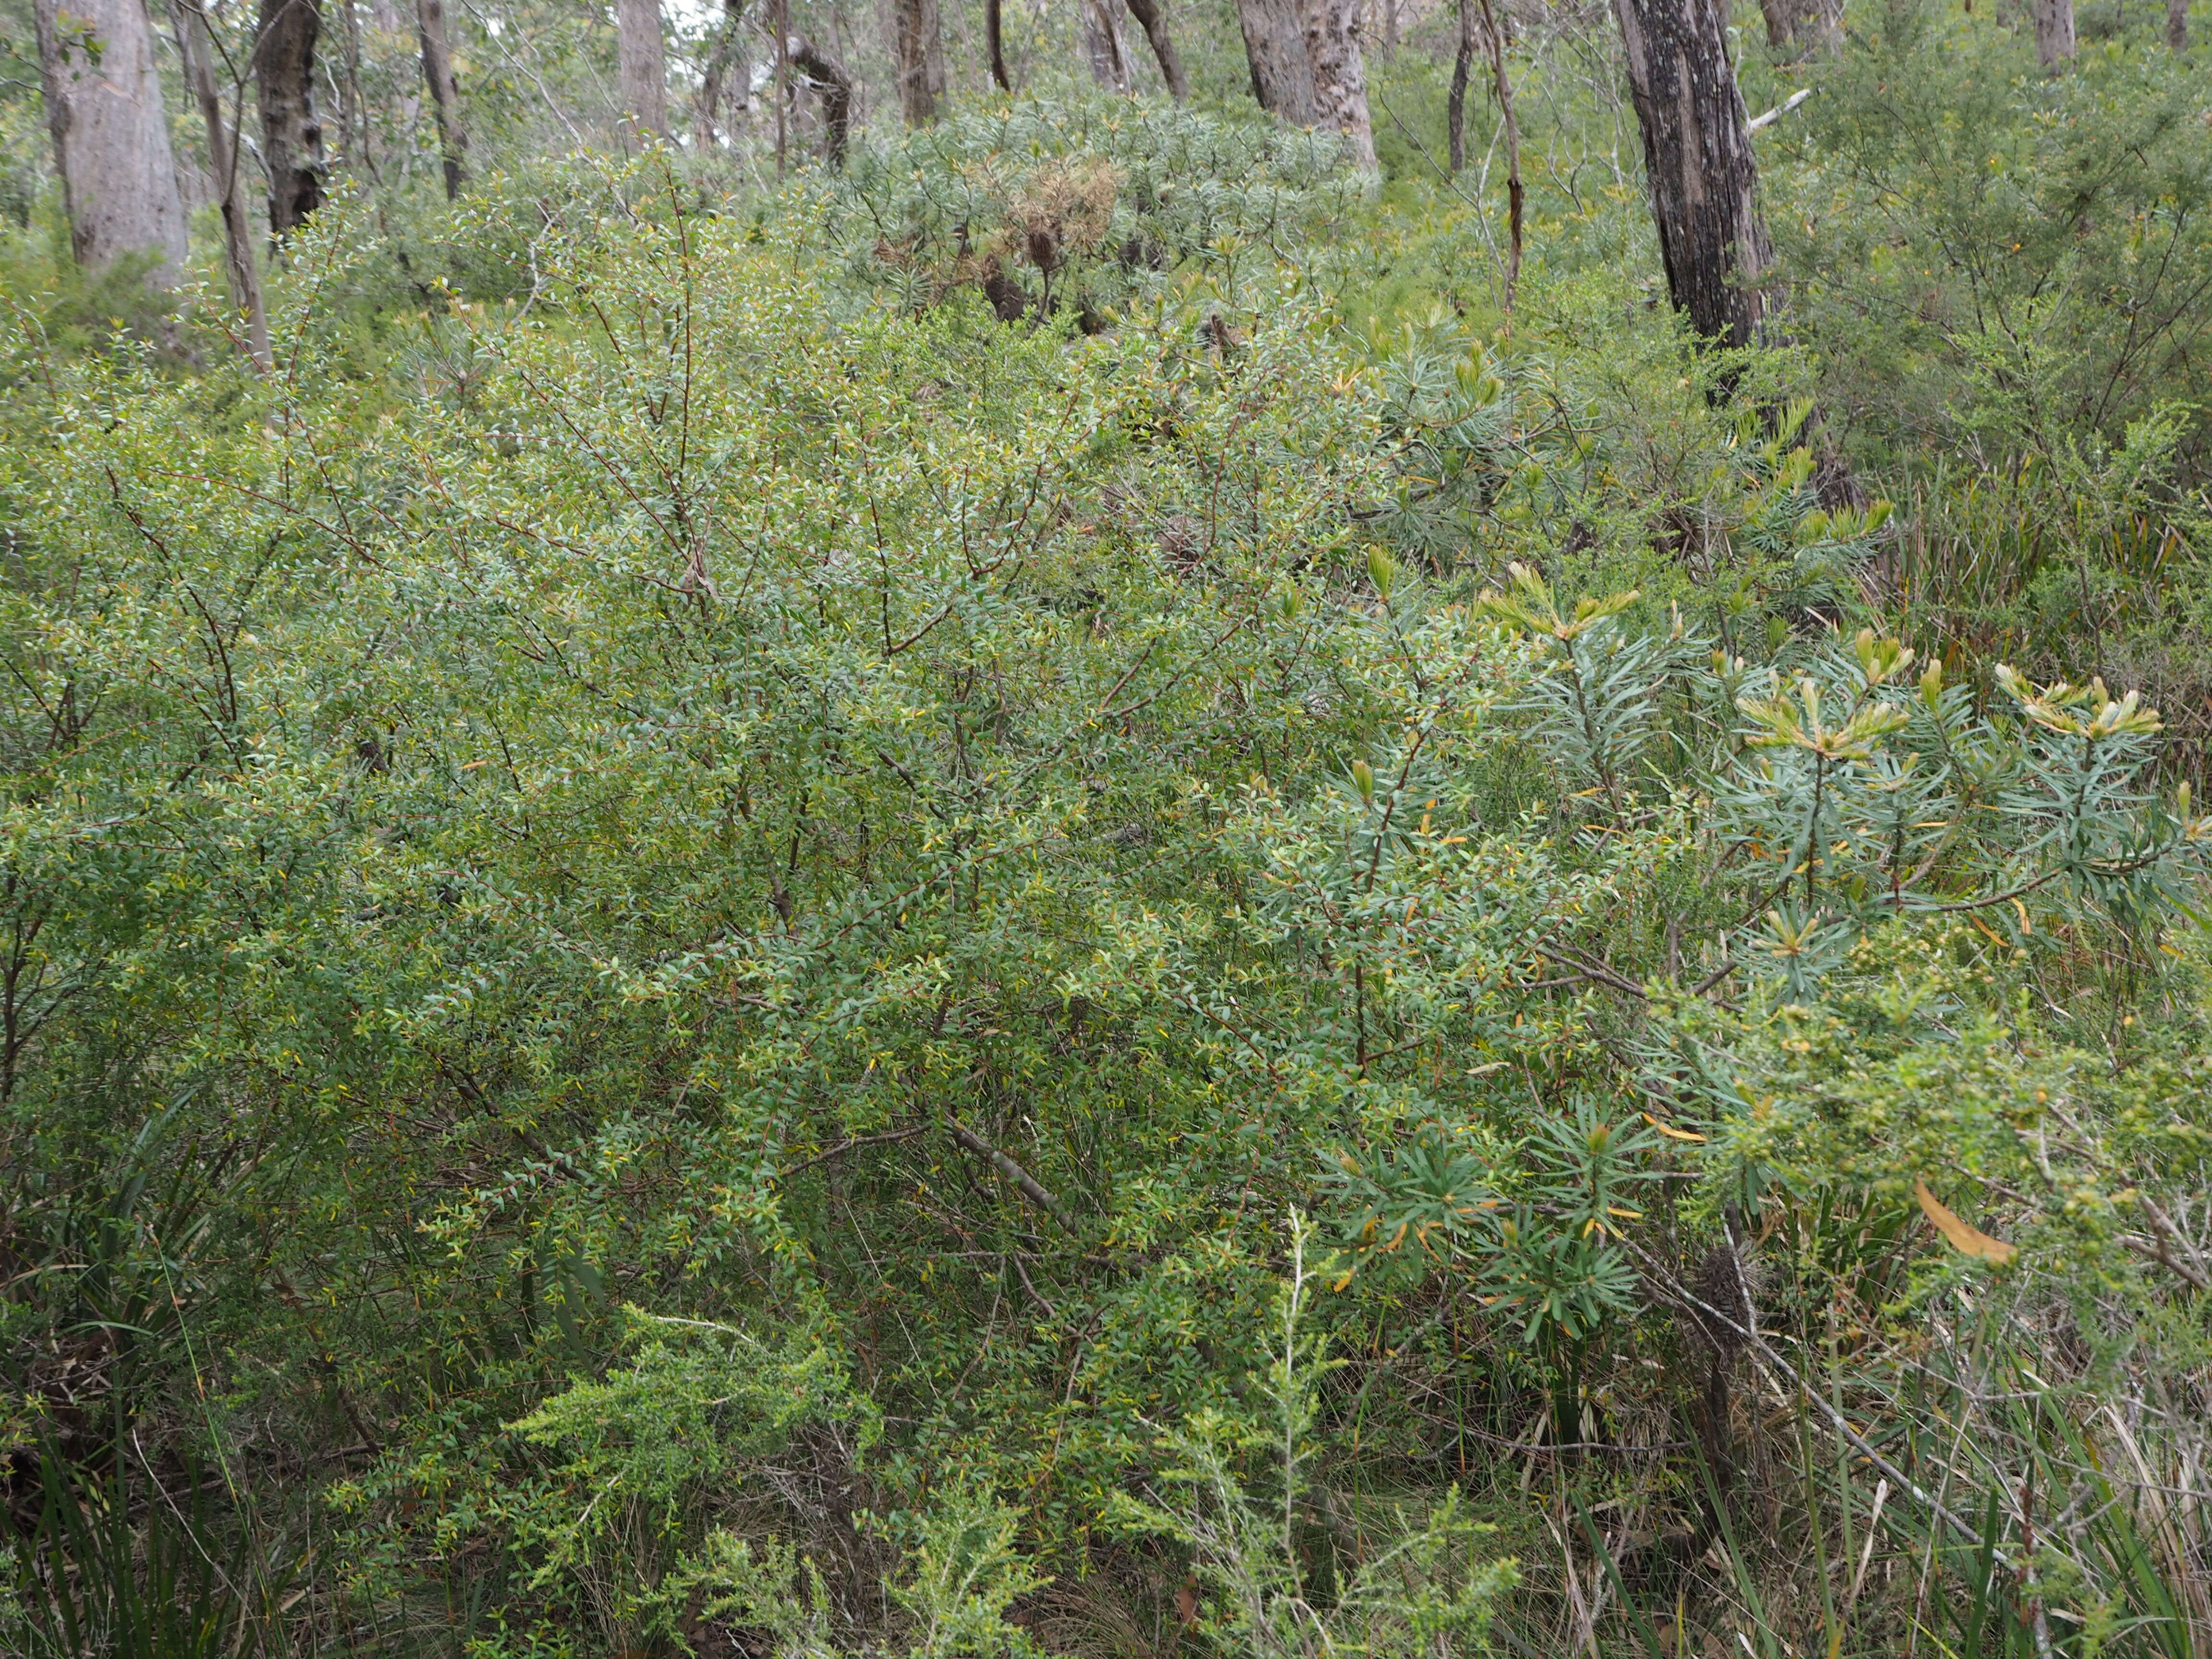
[[986, 0, 1010, 88], [1611, 0, 1769, 348], [1447, 0, 1473, 170], [333, 0, 377, 179], [890, 0, 944, 124], [416, 0, 468, 197], [693, 0, 745, 146], [173, 0, 270, 363], [1122, 0, 1187, 98], [1475, 0, 1521, 313], [787, 35, 852, 167], [1234, 0, 1317, 124], [616, 0, 668, 141], [1301, 0, 1375, 170], [31, 0, 190, 282], [255, 0, 326, 237], [1756, 0, 1839, 56], [2167, 0, 2187, 46], [1805, 0, 1841, 52], [2032, 0, 2075, 64], [1082, 0, 1132, 91]]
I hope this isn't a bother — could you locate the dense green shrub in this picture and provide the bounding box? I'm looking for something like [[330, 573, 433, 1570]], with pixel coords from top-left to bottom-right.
[[3, 49, 2210, 1659]]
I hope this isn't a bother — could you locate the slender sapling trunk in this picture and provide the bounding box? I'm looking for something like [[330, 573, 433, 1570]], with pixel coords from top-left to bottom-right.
[[1122, 0, 1187, 98], [1447, 0, 1472, 171], [173, 0, 271, 363], [1476, 0, 1522, 316], [416, 0, 468, 197], [986, 0, 1010, 87]]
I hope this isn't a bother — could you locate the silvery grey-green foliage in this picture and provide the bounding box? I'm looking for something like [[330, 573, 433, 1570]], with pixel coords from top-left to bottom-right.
[[1481, 564, 2209, 978], [1363, 321, 1520, 568], [1487, 579, 1690, 812], [1312, 565, 2208, 1412]]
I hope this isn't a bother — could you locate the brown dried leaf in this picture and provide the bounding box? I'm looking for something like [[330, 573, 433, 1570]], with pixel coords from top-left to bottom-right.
[[1915, 1178, 2018, 1264]]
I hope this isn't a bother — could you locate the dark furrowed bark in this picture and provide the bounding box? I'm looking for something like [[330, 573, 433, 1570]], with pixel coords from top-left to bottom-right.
[[891, 0, 946, 125], [256, 0, 325, 238], [986, 0, 1010, 88], [787, 35, 853, 168], [1611, 0, 1769, 349]]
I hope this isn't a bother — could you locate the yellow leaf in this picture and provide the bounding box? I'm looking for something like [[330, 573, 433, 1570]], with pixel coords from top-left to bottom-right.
[[1642, 1112, 1707, 1142], [1914, 1178, 2017, 1264]]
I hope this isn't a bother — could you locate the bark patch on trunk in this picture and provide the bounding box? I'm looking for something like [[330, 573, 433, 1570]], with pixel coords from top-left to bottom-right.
[[1611, 0, 1769, 349], [256, 0, 327, 238], [890, 0, 946, 125], [1236, 0, 1318, 125], [617, 0, 669, 141], [1301, 0, 1377, 169], [33, 0, 190, 281], [417, 0, 469, 198], [2032, 0, 2076, 67]]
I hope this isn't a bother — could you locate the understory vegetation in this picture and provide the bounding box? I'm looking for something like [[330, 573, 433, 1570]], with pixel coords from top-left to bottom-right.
[[4, 3, 2212, 1657]]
